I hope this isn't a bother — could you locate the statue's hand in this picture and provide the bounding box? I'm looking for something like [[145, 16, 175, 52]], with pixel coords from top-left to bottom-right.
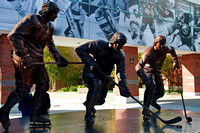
[[21, 55, 34, 69], [56, 56, 68, 67]]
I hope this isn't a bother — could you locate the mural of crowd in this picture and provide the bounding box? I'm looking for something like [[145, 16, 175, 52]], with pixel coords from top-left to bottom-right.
[[0, 0, 200, 51]]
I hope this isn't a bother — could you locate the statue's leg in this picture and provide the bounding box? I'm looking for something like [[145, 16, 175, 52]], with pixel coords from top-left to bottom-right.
[[96, 77, 109, 105], [30, 67, 50, 125], [30, 86, 50, 124], [151, 75, 164, 110], [142, 73, 156, 121], [0, 86, 29, 130], [83, 73, 102, 126]]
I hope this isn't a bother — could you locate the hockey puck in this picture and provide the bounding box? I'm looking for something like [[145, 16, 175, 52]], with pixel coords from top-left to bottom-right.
[[176, 125, 182, 128], [187, 117, 192, 122]]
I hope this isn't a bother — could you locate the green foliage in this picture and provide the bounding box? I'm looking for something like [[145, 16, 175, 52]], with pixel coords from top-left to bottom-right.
[[60, 87, 68, 92], [106, 68, 116, 90], [44, 46, 84, 90], [165, 86, 180, 94], [138, 53, 142, 60], [162, 55, 177, 87], [69, 86, 78, 92], [108, 90, 113, 93], [78, 85, 86, 88], [60, 86, 78, 92], [137, 53, 143, 87]]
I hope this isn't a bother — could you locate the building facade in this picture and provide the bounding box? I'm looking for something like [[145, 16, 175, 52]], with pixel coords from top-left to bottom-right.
[[0, 0, 200, 103]]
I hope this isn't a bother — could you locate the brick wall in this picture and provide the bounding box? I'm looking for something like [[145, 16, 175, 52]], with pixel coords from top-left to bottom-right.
[[182, 54, 200, 96], [0, 34, 15, 104], [115, 46, 139, 97]]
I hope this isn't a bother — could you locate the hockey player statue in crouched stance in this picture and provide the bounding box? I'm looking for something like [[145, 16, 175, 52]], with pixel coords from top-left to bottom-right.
[[75, 32, 131, 127], [0, 1, 68, 130], [135, 35, 180, 121]]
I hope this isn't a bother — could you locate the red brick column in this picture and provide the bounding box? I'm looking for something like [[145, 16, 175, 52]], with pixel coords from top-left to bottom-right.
[[182, 54, 200, 96], [115, 46, 139, 104], [0, 34, 15, 104]]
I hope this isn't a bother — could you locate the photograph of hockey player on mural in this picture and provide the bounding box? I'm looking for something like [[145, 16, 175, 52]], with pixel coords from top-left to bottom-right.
[[0, 0, 199, 52]]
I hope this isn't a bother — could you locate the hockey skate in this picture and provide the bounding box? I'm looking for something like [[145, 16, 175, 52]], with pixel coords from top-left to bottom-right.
[[83, 101, 96, 118], [142, 109, 151, 121]]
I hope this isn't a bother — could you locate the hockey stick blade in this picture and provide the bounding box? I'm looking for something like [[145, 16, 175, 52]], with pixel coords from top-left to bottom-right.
[[162, 116, 182, 125], [97, 70, 182, 125], [130, 95, 182, 124]]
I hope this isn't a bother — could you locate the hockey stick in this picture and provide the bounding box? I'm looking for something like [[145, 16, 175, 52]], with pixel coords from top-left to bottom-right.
[[34, 62, 83, 65], [98, 70, 182, 125], [175, 68, 192, 122]]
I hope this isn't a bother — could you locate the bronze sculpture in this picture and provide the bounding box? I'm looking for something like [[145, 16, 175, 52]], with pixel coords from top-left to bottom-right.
[[135, 35, 180, 120], [0, 1, 68, 130], [75, 32, 131, 126]]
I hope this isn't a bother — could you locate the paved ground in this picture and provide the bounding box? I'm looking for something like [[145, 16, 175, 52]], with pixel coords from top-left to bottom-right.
[[6, 89, 200, 119]]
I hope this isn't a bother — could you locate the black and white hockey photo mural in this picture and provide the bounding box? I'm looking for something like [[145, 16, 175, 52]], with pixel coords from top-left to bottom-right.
[[0, 0, 199, 51]]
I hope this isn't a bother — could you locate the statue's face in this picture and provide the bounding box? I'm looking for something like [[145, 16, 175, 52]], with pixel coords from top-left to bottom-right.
[[112, 43, 124, 52], [48, 10, 58, 22], [154, 42, 165, 51]]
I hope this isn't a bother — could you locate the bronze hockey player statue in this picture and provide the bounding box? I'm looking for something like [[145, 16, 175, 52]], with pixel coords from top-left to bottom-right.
[[135, 35, 180, 121], [0, 1, 68, 130], [75, 32, 131, 127]]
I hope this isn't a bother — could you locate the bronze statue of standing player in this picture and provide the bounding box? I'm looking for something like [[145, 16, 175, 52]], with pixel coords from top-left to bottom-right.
[[75, 32, 131, 127], [135, 35, 180, 121], [0, 1, 68, 130]]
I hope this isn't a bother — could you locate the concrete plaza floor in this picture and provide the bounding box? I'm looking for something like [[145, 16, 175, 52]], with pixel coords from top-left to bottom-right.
[[7, 89, 200, 119], [0, 89, 200, 133]]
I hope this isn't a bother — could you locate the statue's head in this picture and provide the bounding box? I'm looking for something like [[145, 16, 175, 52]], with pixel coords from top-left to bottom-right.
[[153, 35, 166, 46], [109, 32, 127, 52], [38, 1, 59, 21], [153, 35, 166, 50]]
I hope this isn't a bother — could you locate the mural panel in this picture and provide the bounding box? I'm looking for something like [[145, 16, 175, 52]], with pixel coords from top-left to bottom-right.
[[0, 0, 199, 51]]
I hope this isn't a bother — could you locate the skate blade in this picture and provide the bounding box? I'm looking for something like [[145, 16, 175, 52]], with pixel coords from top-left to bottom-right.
[[29, 121, 51, 127]]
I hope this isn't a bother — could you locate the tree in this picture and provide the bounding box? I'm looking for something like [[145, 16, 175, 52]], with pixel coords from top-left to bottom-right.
[[162, 55, 182, 92], [162, 55, 175, 86], [44, 46, 83, 91]]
